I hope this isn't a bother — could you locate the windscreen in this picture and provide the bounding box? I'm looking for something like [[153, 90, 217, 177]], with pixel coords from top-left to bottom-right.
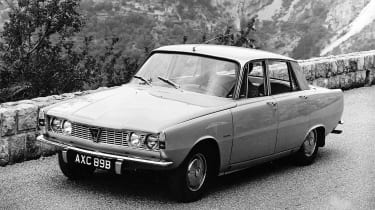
[[131, 53, 239, 97]]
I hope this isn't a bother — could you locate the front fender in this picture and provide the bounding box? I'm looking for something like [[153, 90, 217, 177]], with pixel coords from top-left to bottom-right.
[[161, 109, 233, 171]]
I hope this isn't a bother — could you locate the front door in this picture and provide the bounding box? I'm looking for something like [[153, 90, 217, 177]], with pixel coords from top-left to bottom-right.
[[230, 97, 278, 163]]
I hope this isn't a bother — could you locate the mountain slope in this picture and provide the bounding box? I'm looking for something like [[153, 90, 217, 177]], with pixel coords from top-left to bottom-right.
[[0, 0, 374, 59]]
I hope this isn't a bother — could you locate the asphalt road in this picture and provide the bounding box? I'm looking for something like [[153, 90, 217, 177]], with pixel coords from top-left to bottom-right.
[[1, 86, 375, 210]]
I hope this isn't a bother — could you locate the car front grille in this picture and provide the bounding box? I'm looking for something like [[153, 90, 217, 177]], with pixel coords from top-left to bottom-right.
[[71, 123, 148, 149], [71, 123, 92, 140]]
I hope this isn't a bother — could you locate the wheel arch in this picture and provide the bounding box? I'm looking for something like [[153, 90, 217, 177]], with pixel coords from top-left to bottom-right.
[[188, 137, 221, 176], [305, 124, 326, 147]]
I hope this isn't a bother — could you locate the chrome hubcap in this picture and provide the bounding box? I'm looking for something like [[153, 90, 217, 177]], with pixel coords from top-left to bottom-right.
[[186, 153, 207, 192], [303, 130, 317, 157]]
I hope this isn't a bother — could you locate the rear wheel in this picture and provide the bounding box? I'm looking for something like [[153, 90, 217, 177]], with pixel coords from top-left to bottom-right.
[[169, 146, 214, 202], [295, 129, 318, 165], [58, 151, 95, 180]]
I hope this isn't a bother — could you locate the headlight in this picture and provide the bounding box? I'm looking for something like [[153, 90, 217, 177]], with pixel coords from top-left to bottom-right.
[[129, 132, 143, 147], [145, 135, 159, 150], [50, 118, 62, 132], [62, 120, 72, 135]]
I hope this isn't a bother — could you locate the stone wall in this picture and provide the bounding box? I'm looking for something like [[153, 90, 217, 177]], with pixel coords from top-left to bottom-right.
[[299, 50, 375, 88], [0, 88, 111, 166], [1, 50, 375, 167]]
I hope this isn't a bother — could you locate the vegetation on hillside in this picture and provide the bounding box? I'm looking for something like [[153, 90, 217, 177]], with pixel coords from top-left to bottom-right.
[[0, 0, 258, 103], [0, 0, 84, 101], [290, 2, 332, 59]]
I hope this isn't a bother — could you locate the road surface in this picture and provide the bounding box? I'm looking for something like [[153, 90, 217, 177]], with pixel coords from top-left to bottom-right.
[[1, 86, 375, 209]]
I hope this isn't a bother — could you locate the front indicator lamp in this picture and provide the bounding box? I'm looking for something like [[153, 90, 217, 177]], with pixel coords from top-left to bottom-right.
[[38, 109, 46, 134]]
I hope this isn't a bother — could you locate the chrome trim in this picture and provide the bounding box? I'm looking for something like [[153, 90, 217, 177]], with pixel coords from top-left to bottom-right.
[[115, 161, 122, 175], [62, 150, 68, 163], [37, 135, 173, 167], [47, 119, 158, 151]]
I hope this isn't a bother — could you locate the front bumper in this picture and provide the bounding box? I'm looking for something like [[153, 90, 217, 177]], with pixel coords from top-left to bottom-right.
[[37, 135, 174, 174]]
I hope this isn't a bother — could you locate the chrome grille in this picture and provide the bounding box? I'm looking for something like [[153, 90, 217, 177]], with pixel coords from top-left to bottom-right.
[[71, 124, 91, 140], [100, 129, 129, 147], [71, 123, 131, 147]]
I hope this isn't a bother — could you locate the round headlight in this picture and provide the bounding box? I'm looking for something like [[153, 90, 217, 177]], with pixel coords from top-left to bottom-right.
[[51, 118, 62, 132], [129, 133, 142, 147], [145, 135, 159, 150], [62, 120, 72, 135]]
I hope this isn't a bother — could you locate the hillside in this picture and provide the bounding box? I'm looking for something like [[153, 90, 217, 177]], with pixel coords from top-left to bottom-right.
[[1, 0, 375, 59]]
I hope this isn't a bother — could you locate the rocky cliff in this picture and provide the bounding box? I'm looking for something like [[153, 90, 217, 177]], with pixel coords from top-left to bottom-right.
[[78, 0, 375, 59], [1, 0, 375, 59]]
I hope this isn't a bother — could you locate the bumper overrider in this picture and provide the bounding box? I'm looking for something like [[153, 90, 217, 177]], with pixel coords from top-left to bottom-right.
[[37, 135, 174, 174]]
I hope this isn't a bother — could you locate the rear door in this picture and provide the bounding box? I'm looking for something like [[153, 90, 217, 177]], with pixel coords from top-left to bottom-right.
[[230, 60, 278, 163], [266, 60, 311, 152]]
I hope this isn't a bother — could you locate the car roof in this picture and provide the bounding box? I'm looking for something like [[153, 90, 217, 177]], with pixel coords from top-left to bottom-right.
[[153, 44, 295, 64]]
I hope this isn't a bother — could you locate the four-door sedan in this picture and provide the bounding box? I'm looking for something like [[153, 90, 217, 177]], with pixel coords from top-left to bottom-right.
[[37, 44, 344, 202]]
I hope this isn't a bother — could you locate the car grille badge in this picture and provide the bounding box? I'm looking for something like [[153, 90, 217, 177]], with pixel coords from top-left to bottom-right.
[[89, 128, 101, 143]]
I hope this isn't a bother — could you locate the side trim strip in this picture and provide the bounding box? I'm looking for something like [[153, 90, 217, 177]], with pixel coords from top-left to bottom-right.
[[37, 135, 173, 167]]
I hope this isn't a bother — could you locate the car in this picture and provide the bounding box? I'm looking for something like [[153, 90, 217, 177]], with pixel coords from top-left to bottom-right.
[[37, 44, 344, 202]]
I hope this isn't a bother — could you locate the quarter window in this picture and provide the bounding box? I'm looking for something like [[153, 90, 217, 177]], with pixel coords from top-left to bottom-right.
[[290, 62, 310, 90]]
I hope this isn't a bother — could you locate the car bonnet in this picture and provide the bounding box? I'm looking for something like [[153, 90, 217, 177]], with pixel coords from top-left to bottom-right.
[[45, 84, 236, 133]]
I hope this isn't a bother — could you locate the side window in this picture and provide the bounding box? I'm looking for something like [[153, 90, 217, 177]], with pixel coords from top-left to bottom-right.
[[239, 61, 266, 99], [268, 60, 300, 95]]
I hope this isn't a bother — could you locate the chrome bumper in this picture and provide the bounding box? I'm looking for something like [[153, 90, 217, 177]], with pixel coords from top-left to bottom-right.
[[331, 120, 344, 134], [37, 135, 173, 174]]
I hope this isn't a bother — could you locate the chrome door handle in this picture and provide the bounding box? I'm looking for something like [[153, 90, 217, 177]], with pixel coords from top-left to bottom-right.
[[299, 95, 308, 99], [266, 102, 277, 107]]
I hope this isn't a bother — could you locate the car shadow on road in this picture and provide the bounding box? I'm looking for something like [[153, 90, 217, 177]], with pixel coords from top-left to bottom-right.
[[60, 148, 341, 203], [209, 156, 297, 193], [208, 147, 343, 196]]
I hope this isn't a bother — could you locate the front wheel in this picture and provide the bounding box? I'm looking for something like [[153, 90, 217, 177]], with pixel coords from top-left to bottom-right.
[[169, 147, 212, 202], [58, 151, 95, 180], [295, 129, 319, 166]]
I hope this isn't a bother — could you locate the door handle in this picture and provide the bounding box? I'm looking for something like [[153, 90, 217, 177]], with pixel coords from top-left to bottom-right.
[[299, 95, 308, 100], [266, 101, 277, 107]]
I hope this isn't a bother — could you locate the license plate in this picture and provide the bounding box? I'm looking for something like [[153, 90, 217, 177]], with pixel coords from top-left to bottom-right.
[[69, 151, 114, 171]]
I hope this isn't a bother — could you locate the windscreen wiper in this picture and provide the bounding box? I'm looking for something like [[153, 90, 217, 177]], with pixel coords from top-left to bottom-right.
[[133, 75, 151, 86], [157, 76, 180, 89]]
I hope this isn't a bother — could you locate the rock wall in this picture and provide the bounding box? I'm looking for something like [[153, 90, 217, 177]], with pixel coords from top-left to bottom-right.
[[0, 88, 112, 166], [1, 50, 375, 167], [299, 50, 375, 88]]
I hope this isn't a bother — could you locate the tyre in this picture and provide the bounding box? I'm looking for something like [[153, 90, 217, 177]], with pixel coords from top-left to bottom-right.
[[169, 146, 214, 202], [58, 151, 95, 180], [295, 129, 319, 166]]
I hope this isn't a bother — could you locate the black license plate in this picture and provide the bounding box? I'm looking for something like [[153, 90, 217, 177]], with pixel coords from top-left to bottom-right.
[[68, 151, 114, 171]]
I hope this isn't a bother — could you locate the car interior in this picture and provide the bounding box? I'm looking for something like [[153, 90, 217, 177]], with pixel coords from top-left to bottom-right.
[[177, 60, 298, 99], [238, 60, 299, 99]]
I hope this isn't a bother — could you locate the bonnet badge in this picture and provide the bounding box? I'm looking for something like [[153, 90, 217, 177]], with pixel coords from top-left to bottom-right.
[[89, 128, 101, 143]]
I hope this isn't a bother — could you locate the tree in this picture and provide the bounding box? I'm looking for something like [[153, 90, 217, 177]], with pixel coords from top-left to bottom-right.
[[200, 17, 258, 48], [0, 0, 84, 101]]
